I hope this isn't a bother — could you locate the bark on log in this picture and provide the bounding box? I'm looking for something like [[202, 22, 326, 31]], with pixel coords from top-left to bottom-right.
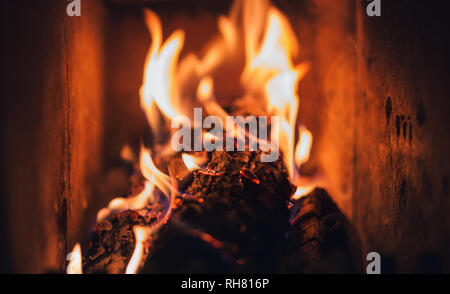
[[82, 150, 362, 273], [142, 150, 294, 273], [142, 151, 362, 273], [281, 188, 363, 273]]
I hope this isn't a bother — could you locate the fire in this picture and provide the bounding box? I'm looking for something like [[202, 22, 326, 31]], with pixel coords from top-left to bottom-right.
[[239, 2, 310, 180], [291, 186, 314, 200], [182, 153, 205, 172], [120, 144, 136, 163], [71, 0, 318, 275], [197, 76, 214, 102], [139, 1, 312, 184], [93, 11, 189, 274], [95, 148, 176, 272], [96, 147, 170, 222], [110, 182, 154, 210], [125, 227, 146, 274], [140, 10, 185, 137], [295, 126, 313, 169], [67, 243, 82, 274], [97, 181, 155, 222], [140, 148, 177, 197], [131, 0, 317, 272]]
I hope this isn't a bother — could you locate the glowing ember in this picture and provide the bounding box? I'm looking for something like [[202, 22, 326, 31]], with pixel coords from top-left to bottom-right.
[[240, 169, 260, 184]]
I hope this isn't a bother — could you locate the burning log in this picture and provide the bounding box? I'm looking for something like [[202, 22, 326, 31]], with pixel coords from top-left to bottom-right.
[[82, 210, 144, 274], [80, 150, 361, 274], [139, 151, 361, 273], [82, 204, 164, 274], [72, 0, 362, 274], [142, 150, 294, 273]]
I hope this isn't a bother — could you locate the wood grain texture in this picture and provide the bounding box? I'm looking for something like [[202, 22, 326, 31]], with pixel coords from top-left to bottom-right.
[[305, 0, 450, 273], [351, 0, 450, 273], [0, 0, 106, 273]]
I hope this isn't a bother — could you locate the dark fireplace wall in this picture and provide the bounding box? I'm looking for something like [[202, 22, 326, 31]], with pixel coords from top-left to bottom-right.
[[351, 0, 450, 273], [311, 0, 450, 273], [0, 0, 106, 273]]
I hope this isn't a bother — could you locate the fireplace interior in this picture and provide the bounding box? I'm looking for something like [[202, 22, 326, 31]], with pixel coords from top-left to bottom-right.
[[1, 0, 449, 274]]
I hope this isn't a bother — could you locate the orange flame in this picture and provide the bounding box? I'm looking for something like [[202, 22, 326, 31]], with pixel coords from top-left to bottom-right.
[[96, 148, 175, 272], [140, 147, 174, 197], [240, 5, 309, 180], [140, 10, 185, 137], [97, 11, 186, 274], [120, 144, 136, 163], [139, 2, 313, 183], [97, 182, 155, 222], [182, 153, 206, 172], [295, 126, 313, 169], [119, 148, 177, 274], [197, 76, 214, 102], [67, 243, 82, 274], [125, 227, 146, 274], [291, 186, 314, 200]]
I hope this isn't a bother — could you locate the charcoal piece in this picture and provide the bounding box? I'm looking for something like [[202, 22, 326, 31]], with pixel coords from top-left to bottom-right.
[[142, 221, 232, 274]]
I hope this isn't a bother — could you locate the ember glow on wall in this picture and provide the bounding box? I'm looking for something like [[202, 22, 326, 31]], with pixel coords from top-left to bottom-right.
[[1, 0, 449, 275]]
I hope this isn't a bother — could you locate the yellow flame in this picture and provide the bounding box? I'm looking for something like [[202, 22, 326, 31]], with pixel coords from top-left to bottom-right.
[[295, 126, 313, 168], [96, 147, 175, 269], [139, 2, 313, 184], [97, 182, 155, 222], [197, 76, 214, 102], [140, 10, 185, 136], [241, 7, 307, 180], [125, 227, 146, 274], [67, 243, 82, 274], [292, 186, 314, 200], [140, 147, 173, 197], [139, 3, 312, 185], [182, 154, 200, 172], [96, 147, 174, 222]]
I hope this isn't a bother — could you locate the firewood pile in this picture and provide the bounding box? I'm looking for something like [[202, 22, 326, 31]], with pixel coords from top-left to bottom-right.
[[81, 149, 362, 274]]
